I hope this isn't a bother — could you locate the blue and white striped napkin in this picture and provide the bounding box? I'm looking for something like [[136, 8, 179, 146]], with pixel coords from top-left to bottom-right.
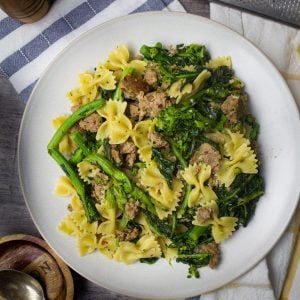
[[0, 0, 185, 102]]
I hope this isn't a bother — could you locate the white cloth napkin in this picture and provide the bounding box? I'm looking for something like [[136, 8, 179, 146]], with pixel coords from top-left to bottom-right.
[[202, 3, 300, 300], [0, 0, 185, 101]]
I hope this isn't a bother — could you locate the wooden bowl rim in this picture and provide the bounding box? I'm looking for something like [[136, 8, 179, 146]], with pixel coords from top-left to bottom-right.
[[0, 234, 74, 300]]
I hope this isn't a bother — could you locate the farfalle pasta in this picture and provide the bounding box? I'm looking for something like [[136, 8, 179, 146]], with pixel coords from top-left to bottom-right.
[[140, 161, 183, 219], [53, 176, 76, 197], [77, 161, 101, 184], [49, 43, 264, 278], [114, 234, 162, 264], [105, 44, 146, 74], [217, 130, 258, 187], [181, 163, 217, 208], [205, 56, 232, 69]]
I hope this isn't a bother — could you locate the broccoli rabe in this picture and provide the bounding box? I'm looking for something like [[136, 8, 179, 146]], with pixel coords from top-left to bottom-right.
[[143, 209, 173, 237], [151, 148, 176, 187], [214, 173, 264, 227], [155, 102, 227, 161], [243, 114, 260, 141], [176, 253, 210, 273], [140, 43, 210, 83], [171, 225, 212, 277], [47, 99, 106, 223], [207, 65, 233, 86], [155, 105, 205, 160], [193, 66, 245, 102]]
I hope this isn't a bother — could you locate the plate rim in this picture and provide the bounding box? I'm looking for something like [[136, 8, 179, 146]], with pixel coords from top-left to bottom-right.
[[17, 11, 300, 299]]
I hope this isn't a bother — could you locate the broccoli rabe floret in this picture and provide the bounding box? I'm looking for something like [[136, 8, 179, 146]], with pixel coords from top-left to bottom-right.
[[214, 173, 264, 227], [140, 43, 210, 83]]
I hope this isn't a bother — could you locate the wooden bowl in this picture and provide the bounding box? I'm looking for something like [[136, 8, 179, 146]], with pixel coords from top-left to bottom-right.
[[0, 234, 74, 300]]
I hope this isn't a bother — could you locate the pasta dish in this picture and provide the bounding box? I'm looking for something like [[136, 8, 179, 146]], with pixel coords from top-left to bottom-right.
[[47, 43, 264, 278]]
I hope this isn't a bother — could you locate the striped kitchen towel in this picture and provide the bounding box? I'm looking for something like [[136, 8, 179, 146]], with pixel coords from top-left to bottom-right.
[[0, 0, 185, 102]]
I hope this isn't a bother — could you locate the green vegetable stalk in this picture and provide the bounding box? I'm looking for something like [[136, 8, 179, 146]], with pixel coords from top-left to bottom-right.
[[69, 148, 84, 165], [85, 153, 132, 192], [140, 43, 210, 81], [85, 153, 157, 214], [151, 148, 175, 187], [47, 99, 106, 151], [47, 99, 106, 223], [69, 132, 90, 156], [166, 138, 192, 218], [50, 149, 100, 223], [177, 184, 193, 218]]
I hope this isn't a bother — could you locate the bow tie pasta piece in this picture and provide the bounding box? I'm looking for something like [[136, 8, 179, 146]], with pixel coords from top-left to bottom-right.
[[138, 145, 152, 163], [58, 214, 81, 237], [132, 120, 154, 149], [148, 178, 183, 219], [66, 65, 116, 106], [79, 73, 96, 95], [94, 64, 116, 90], [53, 176, 76, 197], [96, 100, 131, 142], [127, 59, 147, 74], [205, 56, 232, 69], [114, 241, 142, 265], [223, 129, 249, 156], [70, 210, 99, 236], [77, 234, 98, 256], [58, 210, 98, 239], [54, 176, 82, 211], [140, 162, 183, 219], [97, 113, 132, 144], [96, 201, 122, 219], [131, 120, 154, 166], [109, 114, 133, 144], [154, 180, 183, 220], [217, 130, 258, 187], [105, 45, 129, 71], [193, 214, 238, 244], [114, 234, 162, 264], [96, 120, 109, 141], [98, 235, 118, 259], [66, 88, 83, 105], [181, 163, 217, 208], [97, 202, 118, 235], [210, 216, 238, 244], [105, 44, 146, 74], [97, 99, 127, 120], [97, 101, 153, 145], [77, 161, 102, 184], [140, 161, 163, 188], [77, 73, 99, 104], [70, 195, 82, 212], [66, 74, 98, 105]]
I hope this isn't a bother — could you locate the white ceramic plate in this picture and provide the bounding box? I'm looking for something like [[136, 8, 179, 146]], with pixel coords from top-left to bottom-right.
[[18, 12, 300, 299]]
